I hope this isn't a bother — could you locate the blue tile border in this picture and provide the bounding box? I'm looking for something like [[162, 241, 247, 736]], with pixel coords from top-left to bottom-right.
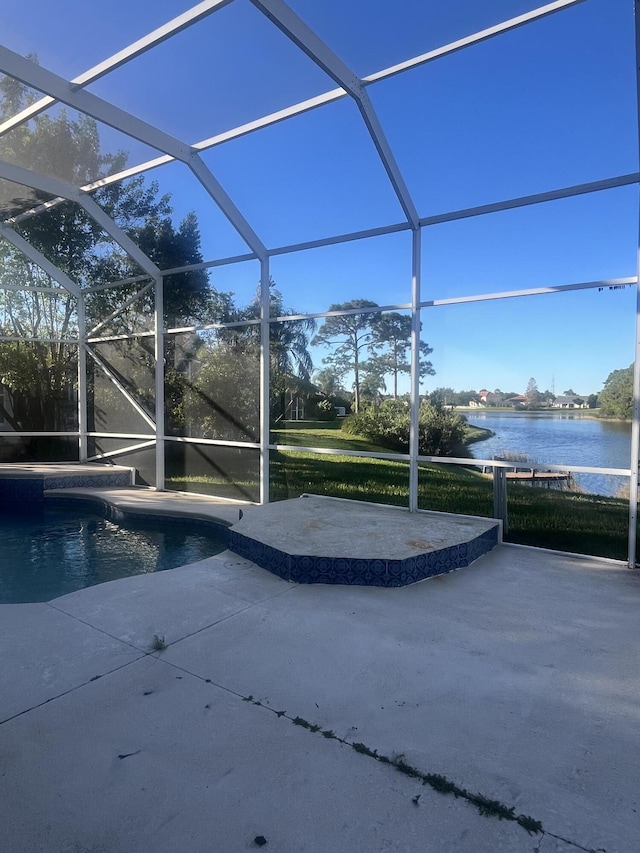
[[0, 468, 133, 509], [44, 472, 131, 490], [228, 522, 499, 587]]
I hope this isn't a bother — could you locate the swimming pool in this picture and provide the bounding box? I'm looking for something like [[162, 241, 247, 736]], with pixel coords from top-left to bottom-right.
[[1, 503, 228, 604]]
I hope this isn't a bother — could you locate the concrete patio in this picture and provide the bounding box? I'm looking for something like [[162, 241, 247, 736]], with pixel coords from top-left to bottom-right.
[[1, 535, 639, 852]]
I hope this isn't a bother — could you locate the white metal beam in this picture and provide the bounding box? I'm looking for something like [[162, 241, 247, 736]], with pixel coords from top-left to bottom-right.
[[77, 293, 88, 460], [32, 161, 599, 292], [153, 275, 165, 489], [248, 0, 419, 228], [0, 334, 77, 343], [85, 344, 157, 430], [87, 332, 154, 343], [41, 170, 633, 266], [0, 159, 160, 277], [409, 229, 421, 512], [87, 282, 154, 338], [0, 0, 585, 152], [0, 47, 193, 162], [86, 439, 156, 462], [79, 194, 163, 278], [0, 284, 68, 294], [193, 88, 344, 150], [629, 0, 640, 568], [188, 155, 268, 260], [249, 0, 360, 95], [419, 174, 640, 228], [366, 0, 588, 83], [5, 1, 595, 233], [58, 3, 589, 187], [421, 277, 638, 307], [0, 0, 237, 137], [0, 50, 267, 256], [0, 158, 86, 204], [0, 222, 81, 295], [259, 258, 270, 504]]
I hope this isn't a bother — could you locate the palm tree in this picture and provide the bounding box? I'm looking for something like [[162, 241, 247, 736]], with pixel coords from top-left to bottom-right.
[[243, 282, 316, 421]]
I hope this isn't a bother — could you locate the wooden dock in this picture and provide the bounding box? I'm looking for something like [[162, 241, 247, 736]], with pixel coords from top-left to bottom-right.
[[483, 468, 569, 487]]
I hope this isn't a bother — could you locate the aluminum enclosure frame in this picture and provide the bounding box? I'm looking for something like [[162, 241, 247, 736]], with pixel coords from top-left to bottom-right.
[[0, 0, 637, 566]]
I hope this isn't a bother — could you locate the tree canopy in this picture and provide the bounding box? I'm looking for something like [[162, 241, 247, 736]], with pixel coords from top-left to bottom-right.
[[312, 302, 436, 411], [368, 312, 434, 399], [0, 73, 220, 434], [525, 377, 541, 406], [312, 300, 379, 412], [599, 364, 633, 419]]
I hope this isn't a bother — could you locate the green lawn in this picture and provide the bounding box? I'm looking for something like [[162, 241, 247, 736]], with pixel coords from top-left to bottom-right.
[[270, 420, 387, 453], [272, 450, 629, 561], [166, 420, 630, 562]]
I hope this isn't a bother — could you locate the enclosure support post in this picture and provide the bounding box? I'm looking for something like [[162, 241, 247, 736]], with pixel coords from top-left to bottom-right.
[[260, 258, 270, 505], [154, 274, 165, 490], [493, 466, 509, 535], [628, 279, 640, 568], [629, 0, 640, 568], [77, 291, 88, 462], [409, 228, 421, 512]]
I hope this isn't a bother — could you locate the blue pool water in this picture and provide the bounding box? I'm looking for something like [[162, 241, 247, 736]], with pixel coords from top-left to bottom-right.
[[0, 504, 228, 604]]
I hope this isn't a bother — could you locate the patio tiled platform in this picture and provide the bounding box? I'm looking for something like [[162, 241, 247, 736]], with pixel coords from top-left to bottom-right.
[[228, 494, 500, 586]]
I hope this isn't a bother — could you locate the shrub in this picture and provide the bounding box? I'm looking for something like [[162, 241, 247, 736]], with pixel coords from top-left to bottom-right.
[[315, 398, 337, 421], [342, 399, 467, 456]]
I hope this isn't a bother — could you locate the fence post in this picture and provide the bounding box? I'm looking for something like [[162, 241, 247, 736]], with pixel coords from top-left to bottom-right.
[[493, 466, 508, 535]]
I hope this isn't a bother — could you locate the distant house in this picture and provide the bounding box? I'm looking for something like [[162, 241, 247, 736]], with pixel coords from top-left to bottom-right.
[[504, 395, 528, 408], [476, 389, 503, 407], [552, 395, 587, 409]]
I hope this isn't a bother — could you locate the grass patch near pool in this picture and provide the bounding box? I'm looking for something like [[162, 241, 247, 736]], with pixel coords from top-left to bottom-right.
[[166, 420, 629, 562]]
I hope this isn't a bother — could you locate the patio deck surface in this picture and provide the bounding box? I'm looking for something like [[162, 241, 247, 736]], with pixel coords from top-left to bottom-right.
[[1, 495, 639, 852]]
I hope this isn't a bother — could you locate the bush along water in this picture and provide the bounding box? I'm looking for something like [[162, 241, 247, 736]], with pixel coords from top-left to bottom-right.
[[341, 399, 468, 456]]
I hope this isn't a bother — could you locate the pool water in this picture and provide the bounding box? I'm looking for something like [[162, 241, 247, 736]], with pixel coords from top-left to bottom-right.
[[1, 505, 228, 604]]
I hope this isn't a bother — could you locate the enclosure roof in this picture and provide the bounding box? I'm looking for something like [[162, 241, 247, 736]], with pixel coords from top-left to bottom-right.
[[0, 0, 636, 280]]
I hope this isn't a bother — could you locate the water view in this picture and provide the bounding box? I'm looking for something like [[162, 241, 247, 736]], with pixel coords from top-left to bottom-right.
[[466, 411, 632, 496]]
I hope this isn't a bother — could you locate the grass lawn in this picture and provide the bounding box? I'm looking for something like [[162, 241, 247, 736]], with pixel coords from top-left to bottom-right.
[[168, 420, 630, 562], [270, 420, 387, 453]]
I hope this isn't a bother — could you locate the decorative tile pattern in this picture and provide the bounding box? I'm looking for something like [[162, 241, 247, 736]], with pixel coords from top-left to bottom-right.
[[228, 519, 499, 588], [45, 472, 131, 490], [0, 467, 132, 508]]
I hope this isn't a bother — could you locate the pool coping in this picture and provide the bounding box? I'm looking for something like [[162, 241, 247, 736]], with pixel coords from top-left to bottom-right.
[[44, 490, 236, 543]]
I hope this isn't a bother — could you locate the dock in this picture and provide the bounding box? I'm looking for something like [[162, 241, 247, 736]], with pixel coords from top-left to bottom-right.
[[482, 468, 570, 487]]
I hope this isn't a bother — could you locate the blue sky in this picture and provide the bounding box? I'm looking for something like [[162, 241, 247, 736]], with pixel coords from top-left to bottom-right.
[[1, 0, 638, 395]]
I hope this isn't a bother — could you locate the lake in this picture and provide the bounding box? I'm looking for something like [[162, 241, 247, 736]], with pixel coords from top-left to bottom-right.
[[465, 411, 632, 496]]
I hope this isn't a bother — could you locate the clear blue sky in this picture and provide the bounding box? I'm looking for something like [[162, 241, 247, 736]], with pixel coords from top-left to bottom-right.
[[1, 0, 638, 395]]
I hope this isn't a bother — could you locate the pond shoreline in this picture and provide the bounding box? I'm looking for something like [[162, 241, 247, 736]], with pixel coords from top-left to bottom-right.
[[459, 409, 631, 497], [463, 424, 495, 445]]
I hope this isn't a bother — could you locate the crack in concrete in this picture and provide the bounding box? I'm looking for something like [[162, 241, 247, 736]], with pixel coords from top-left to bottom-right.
[[0, 656, 140, 726], [123, 653, 609, 853], [545, 830, 607, 853], [2, 574, 297, 727], [45, 578, 296, 656], [1, 649, 610, 853], [180, 672, 610, 853]]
